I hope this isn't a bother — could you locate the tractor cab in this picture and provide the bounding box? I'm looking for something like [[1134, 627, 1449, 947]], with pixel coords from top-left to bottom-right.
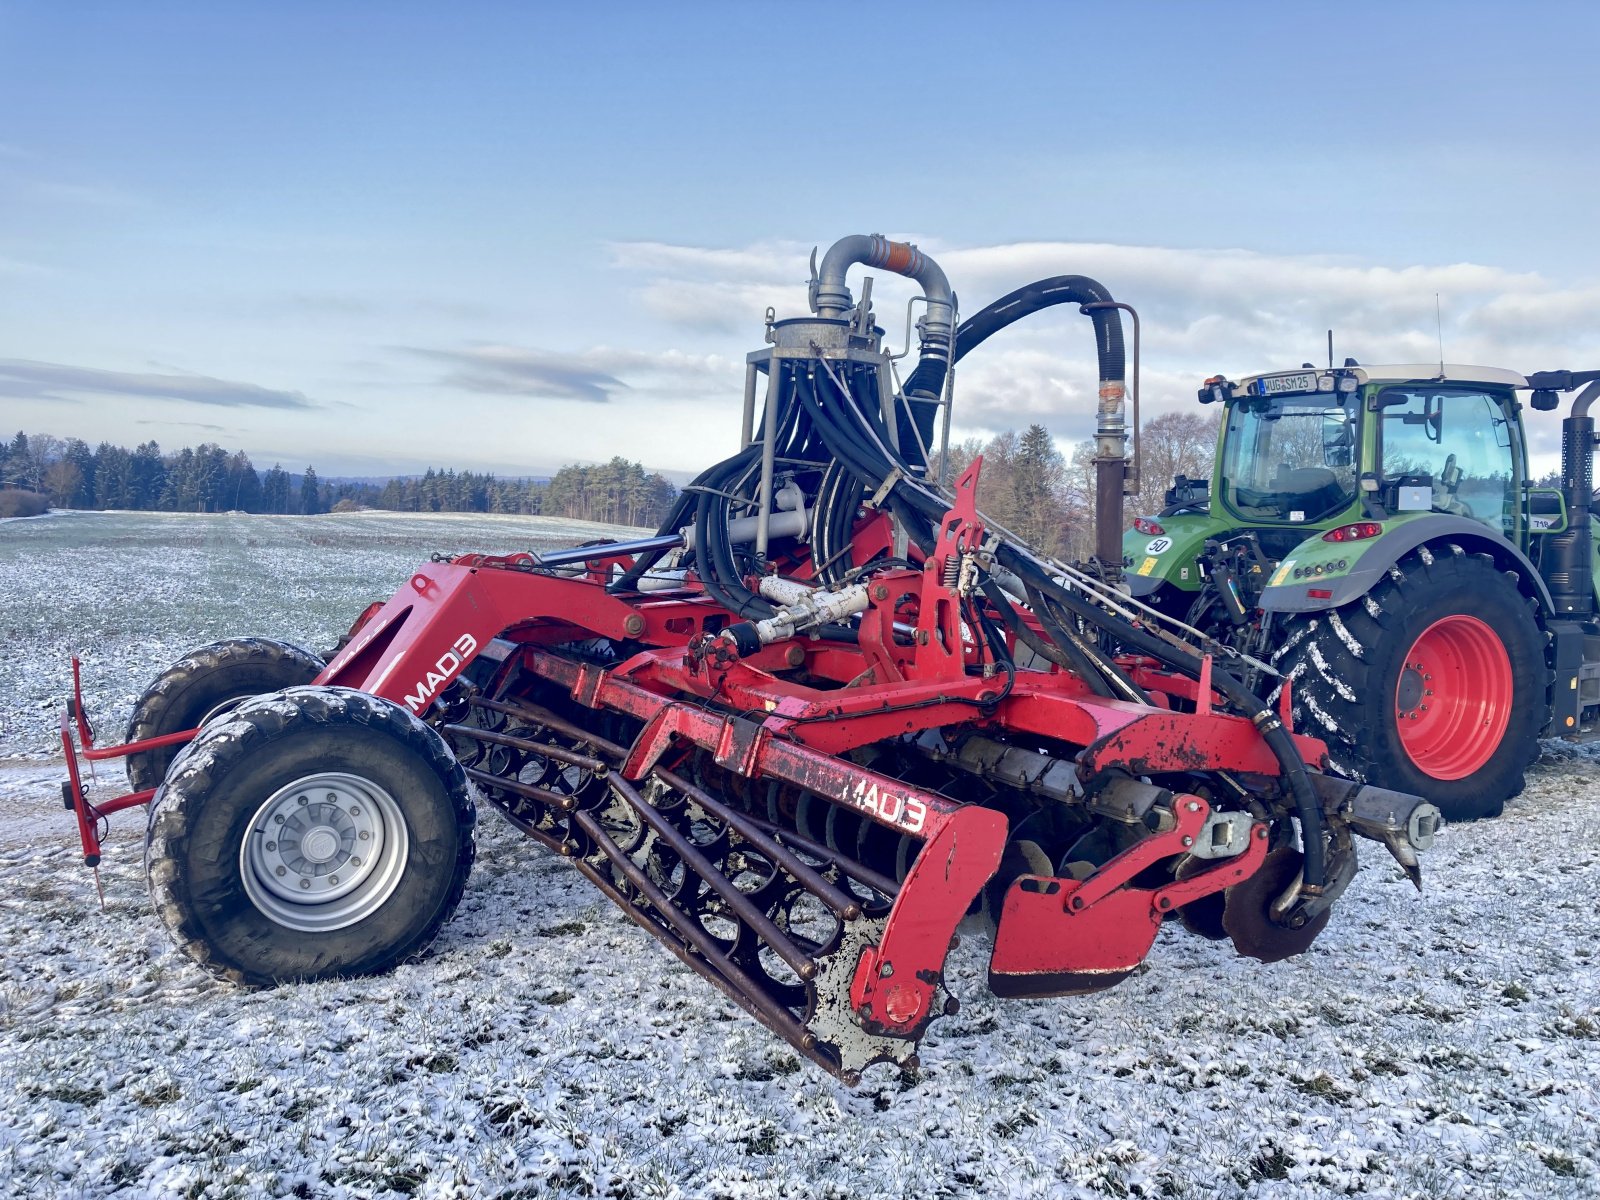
[[1125, 364, 1531, 618]]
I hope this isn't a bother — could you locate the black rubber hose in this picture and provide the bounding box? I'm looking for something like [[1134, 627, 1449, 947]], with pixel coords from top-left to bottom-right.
[[610, 443, 763, 593], [1027, 586, 1146, 704], [799, 373, 941, 558], [981, 579, 1115, 698], [949, 275, 1125, 384]]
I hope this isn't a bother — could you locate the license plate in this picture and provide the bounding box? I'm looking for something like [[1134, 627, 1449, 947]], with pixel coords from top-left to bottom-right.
[[1257, 372, 1318, 396]]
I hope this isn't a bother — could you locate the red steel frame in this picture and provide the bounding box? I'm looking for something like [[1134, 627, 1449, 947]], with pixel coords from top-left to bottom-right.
[[58, 488, 1325, 1026]]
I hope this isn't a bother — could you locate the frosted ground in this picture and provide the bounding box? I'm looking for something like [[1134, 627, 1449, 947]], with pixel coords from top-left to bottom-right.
[[0, 510, 1596, 1199]]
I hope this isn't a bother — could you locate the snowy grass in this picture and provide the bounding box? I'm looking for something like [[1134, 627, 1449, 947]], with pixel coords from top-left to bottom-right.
[[0, 509, 646, 762], [1, 512, 1598, 1198]]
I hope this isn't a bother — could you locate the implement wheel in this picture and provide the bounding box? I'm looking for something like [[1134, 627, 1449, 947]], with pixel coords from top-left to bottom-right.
[[1275, 547, 1545, 822], [125, 638, 325, 792], [145, 686, 475, 984]]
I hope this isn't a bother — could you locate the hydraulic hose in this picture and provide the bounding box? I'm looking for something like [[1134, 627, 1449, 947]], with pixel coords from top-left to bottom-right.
[[982, 579, 1115, 698], [1027, 586, 1147, 705]]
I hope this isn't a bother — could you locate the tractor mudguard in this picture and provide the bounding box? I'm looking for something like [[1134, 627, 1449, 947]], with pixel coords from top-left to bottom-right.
[[1122, 512, 1219, 598], [1256, 513, 1554, 614]]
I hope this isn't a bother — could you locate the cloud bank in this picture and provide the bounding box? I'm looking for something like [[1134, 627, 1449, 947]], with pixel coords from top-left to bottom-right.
[[604, 237, 1600, 463], [0, 359, 314, 409], [408, 344, 740, 404]]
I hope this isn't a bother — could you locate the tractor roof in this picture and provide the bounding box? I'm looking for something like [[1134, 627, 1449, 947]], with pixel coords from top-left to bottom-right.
[[1239, 364, 1529, 389]]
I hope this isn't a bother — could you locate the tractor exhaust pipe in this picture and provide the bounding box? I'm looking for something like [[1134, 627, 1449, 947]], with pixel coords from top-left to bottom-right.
[[1554, 381, 1600, 614], [1528, 370, 1600, 615]]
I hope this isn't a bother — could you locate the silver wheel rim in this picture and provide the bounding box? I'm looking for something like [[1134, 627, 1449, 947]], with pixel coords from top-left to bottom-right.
[[240, 772, 409, 932]]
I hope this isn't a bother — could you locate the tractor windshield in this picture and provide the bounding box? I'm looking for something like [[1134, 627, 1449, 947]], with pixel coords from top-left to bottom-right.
[[1220, 393, 1359, 523]]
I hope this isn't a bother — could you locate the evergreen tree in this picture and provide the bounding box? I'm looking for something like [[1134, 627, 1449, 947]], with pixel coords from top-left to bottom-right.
[[227, 451, 262, 512], [5, 432, 33, 489], [262, 464, 291, 514], [130, 441, 166, 509], [300, 466, 321, 515], [64, 438, 96, 506], [93, 443, 133, 508]]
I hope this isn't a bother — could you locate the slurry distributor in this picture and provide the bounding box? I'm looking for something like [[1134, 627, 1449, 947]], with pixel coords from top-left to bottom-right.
[[59, 236, 1439, 1081]]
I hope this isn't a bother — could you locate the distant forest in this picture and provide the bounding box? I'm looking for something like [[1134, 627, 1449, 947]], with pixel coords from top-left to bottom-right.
[[0, 431, 678, 527]]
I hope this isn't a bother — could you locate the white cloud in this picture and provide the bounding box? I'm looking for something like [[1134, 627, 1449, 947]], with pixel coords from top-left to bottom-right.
[[604, 236, 1600, 462], [0, 359, 315, 409], [404, 343, 741, 404]]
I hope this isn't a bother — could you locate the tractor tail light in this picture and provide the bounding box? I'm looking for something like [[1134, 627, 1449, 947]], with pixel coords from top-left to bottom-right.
[[1323, 522, 1383, 543], [1133, 518, 1165, 536]]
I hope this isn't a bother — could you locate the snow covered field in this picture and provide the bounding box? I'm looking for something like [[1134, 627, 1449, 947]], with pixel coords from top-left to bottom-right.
[[1, 510, 1597, 1198]]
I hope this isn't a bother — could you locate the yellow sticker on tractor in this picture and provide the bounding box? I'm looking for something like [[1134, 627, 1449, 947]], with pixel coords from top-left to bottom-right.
[[1137, 557, 1158, 576], [1270, 559, 1296, 587]]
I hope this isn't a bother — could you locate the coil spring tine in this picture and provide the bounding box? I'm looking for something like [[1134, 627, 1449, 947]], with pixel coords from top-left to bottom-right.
[[606, 776, 817, 981], [478, 790, 576, 856], [741, 811, 902, 900], [655, 767, 862, 920]]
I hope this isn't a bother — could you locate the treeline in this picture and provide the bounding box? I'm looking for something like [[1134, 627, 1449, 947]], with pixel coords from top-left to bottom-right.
[[0, 432, 678, 526], [3, 415, 1215, 545], [371, 458, 676, 525], [936, 410, 1221, 562]]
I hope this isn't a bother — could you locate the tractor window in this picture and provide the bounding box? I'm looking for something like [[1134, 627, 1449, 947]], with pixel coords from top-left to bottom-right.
[[1219, 394, 1359, 523], [1376, 388, 1515, 534]]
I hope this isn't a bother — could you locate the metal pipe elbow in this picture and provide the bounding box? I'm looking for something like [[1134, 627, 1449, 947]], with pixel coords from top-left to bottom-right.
[[813, 234, 954, 353]]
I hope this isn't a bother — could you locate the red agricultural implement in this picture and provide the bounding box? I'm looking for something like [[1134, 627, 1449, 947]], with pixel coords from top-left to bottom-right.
[[59, 236, 1439, 1081]]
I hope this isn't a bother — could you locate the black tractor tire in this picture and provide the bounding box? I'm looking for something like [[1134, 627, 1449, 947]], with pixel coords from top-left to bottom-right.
[[125, 638, 326, 793], [145, 686, 476, 985], [1273, 546, 1545, 822]]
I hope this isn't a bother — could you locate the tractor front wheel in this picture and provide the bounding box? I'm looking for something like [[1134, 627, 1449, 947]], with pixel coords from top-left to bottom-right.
[[1275, 547, 1545, 822], [125, 638, 326, 793], [145, 686, 476, 984]]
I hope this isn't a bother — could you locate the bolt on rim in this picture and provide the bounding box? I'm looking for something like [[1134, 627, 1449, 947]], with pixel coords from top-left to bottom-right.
[[240, 771, 409, 932]]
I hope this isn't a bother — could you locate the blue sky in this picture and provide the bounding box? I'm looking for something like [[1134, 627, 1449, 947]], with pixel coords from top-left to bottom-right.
[[4, 1, 1599, 477]]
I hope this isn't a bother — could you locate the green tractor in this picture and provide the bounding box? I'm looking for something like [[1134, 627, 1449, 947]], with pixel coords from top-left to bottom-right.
[[1124, 362, 1600, 821]]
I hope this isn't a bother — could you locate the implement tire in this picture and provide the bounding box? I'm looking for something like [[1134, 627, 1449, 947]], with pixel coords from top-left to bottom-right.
[[145, 686, 476, 985], [126, 638, 326, 792], [1274, 547, 1545, 822]]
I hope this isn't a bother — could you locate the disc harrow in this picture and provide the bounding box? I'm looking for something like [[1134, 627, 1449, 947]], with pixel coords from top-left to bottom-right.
[[57, 233, 1444, 1082]]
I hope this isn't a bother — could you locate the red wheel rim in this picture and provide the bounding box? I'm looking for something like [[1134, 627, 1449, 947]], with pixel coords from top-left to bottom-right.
[[1394, 614, 1512, 779]]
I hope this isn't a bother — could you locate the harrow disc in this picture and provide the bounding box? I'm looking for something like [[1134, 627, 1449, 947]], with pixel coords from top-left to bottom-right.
[[1221, 847, 1332, 963]]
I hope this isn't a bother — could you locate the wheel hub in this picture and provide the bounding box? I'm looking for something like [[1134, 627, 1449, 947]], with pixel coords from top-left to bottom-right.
[[241, 772, 409, 932], [299, 826, 341, 864], [1396, 664, 1426, 714]]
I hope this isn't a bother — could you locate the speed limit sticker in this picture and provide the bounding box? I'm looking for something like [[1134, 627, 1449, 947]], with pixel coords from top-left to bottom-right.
[[1145, 537, 1172, 554]]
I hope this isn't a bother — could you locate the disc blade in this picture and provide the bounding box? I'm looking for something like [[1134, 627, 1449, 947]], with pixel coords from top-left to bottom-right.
[[1222, 847, 1331, 963]]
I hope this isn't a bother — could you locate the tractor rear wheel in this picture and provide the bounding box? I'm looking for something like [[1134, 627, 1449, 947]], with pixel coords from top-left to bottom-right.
[[125, 638, 326, 793], [145, 686, 476, 985], [1274, 547, 1545, 822]]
